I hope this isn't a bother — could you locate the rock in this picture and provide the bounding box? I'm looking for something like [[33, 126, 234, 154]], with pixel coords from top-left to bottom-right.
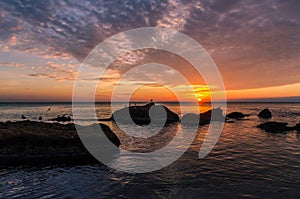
[[0, 121, 120, 165], [258, 109, 272, 118], [294, 123, 300, 131], [98, 123, 121, 147], [181, 108, 225, 126], [52, 114, 72, 122], [111, 102, 179, 125], [199, 108, 225, 125], [181, 113, 199, 126], [226, 112, 245, 119], [257, 121, 293, 133]]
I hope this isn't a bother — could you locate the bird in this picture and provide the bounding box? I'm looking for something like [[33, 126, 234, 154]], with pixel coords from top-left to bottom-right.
[[39, 116, 43, 121], [21, 115, 26, 119], [47, 107, 51, 112]]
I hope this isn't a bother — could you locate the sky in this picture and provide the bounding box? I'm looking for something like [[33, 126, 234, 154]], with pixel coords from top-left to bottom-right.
[[1, 0, 300, 102]]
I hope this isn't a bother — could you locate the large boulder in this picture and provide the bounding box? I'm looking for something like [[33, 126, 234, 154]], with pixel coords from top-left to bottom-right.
[[257, 121, 293, 133], [226, 112, 245, 119], [258, 109, 272, 118], [0, 121, 120, 165], [181, 108, 225, 126], [111, 102, 179, 125]]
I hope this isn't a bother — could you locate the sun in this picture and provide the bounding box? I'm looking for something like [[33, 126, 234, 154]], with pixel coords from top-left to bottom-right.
[[197, 98, 202, 102]]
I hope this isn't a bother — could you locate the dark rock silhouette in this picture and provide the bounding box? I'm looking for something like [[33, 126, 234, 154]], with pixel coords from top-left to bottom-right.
[[51, 114, 72, 122], [21, 115, 27, 119], [111, 102, 179, 125], [258, 109, 272, 118], [0, 121, 120, 165], [226, 112, 245, 119], [181, 108, 225, 126], [294, 123, 300, 131], [257, 121, 294, 133], [39, 116, 43, 121]]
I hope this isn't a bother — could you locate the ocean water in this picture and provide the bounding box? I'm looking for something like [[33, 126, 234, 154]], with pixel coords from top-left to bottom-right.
[[0, 102, 300, 198]]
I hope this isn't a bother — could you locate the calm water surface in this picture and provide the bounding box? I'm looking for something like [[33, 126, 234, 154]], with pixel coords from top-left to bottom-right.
[[0, 103, 300, 198]]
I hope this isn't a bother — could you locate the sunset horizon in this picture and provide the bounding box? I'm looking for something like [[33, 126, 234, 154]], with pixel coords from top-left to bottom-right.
[[1, 1, 300, 198], [1, 1, 300, 103]]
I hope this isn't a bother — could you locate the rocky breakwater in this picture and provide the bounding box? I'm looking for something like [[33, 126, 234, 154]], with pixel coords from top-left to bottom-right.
[[0, 121, 120, 165]]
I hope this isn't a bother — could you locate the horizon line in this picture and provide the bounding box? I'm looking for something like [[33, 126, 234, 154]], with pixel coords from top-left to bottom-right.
[[1, 96, 300, 103]]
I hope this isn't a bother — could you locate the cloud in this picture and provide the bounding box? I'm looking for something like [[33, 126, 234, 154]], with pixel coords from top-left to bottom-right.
[[27, 62, 77, 81], [156, 0, 199, 30], [0, 61, 27, 69], [1, 0, 300, 90], [0, 0, 167, 60], [28, 73, 56, 79], [183, 0, 300, 89]]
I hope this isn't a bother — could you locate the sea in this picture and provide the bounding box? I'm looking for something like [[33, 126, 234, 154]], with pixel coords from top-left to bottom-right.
[[0, 102, 300, 198]]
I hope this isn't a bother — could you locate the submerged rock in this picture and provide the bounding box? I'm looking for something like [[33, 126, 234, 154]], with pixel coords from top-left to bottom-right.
[[0, 121, 120, 165], [258, 109, 272, 118], [257, 121, 293, 133], [111, 102, 179, 125], [181, 108, 225, 126], [226, 112, 245, 119]]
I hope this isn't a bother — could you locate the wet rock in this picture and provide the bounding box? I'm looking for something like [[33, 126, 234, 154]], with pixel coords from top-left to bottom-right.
[[226, 112, 245, 119], [258, 109, 272, 118], [52, 114, 72, 122], [112, 102, 179, 125], [257, 121, 293, 133], [181, 108, 225, 126], [0, 121, 120, 165]]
